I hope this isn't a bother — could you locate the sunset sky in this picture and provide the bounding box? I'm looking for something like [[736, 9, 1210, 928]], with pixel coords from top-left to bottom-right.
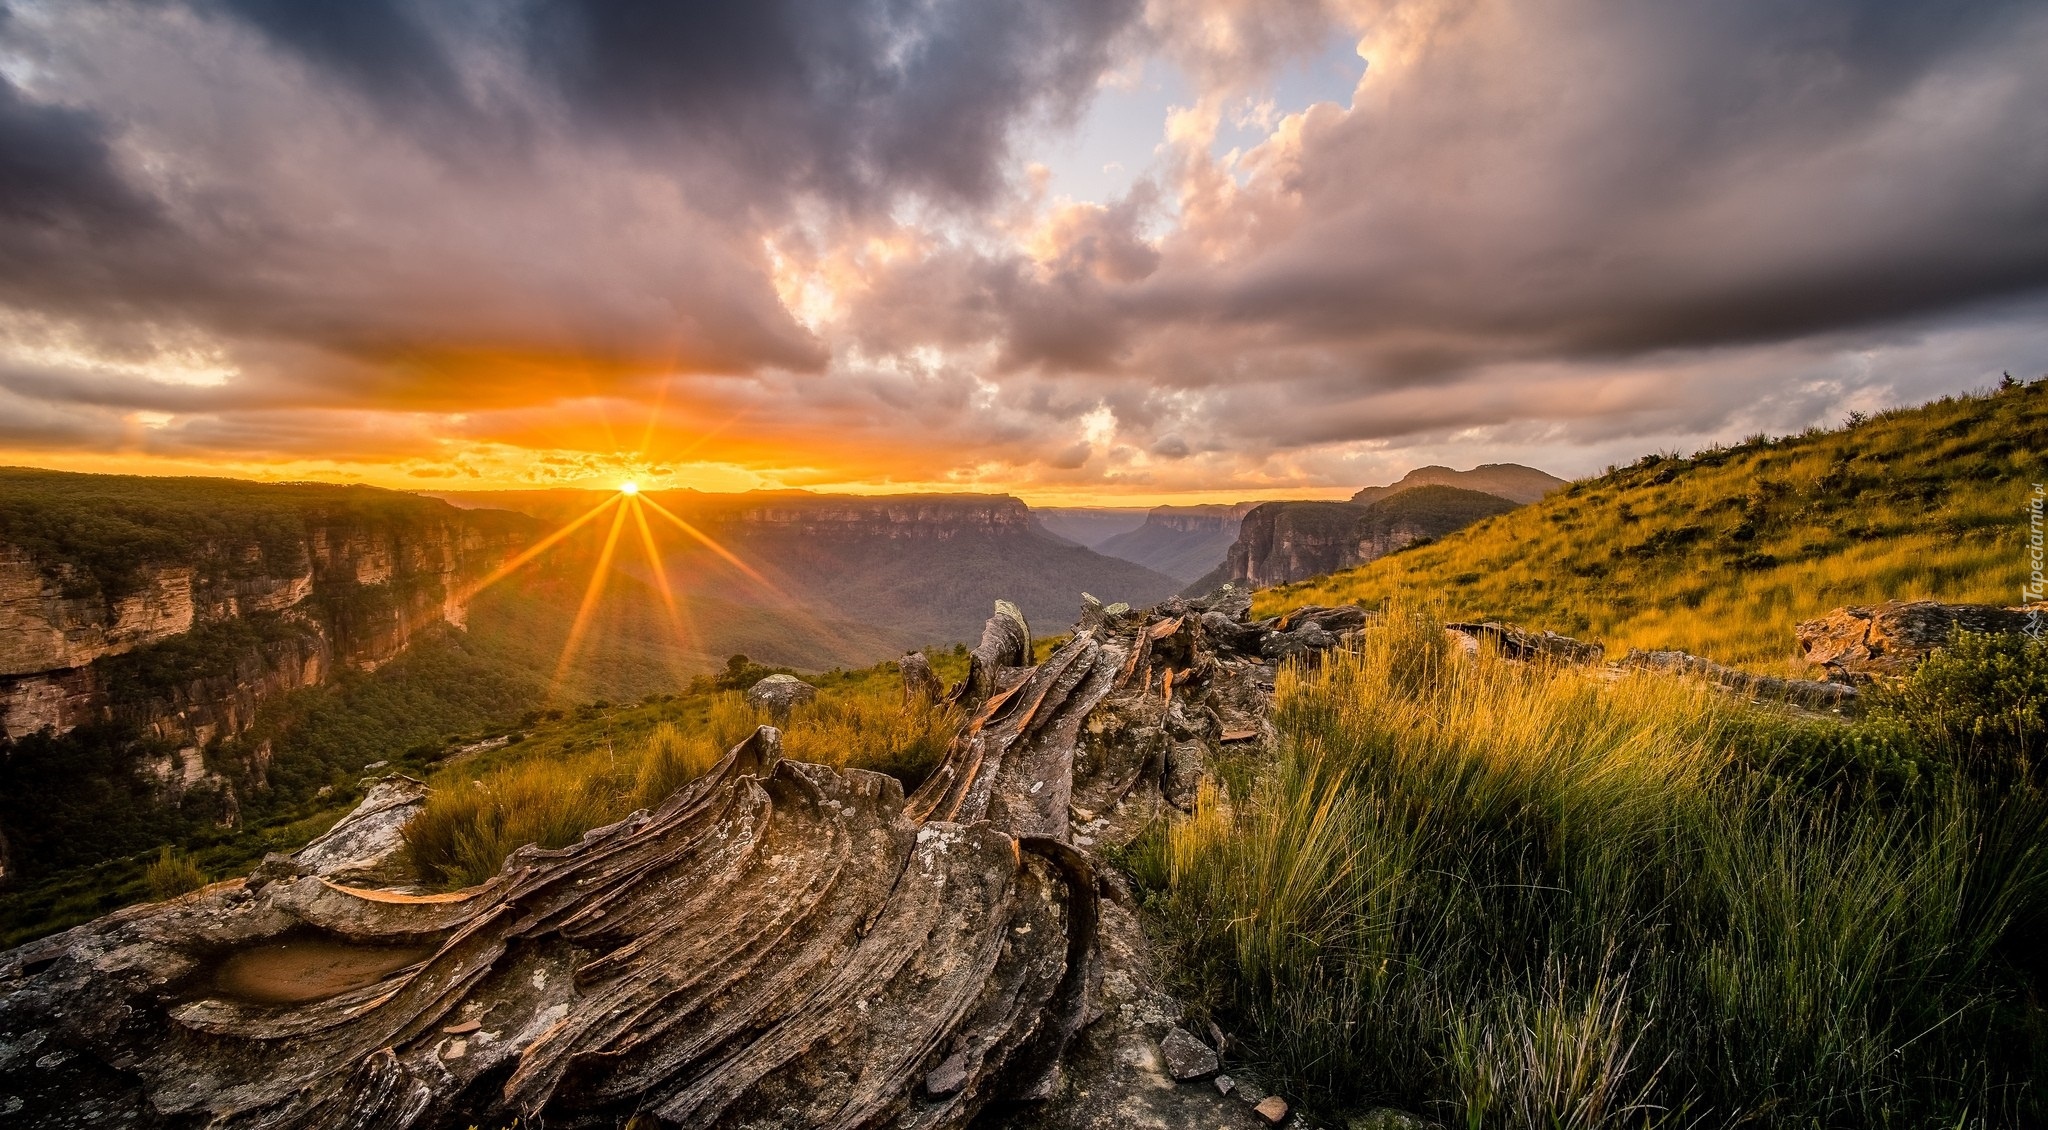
[[1, 0, 2045, 504]]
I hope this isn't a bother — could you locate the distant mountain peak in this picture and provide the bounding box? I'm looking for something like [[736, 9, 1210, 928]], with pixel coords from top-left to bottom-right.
[[1351, 463, 1566, 506]]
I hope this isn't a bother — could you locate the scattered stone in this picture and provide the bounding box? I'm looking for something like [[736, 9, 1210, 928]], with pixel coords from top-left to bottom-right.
[[360, 760, 388, 770], [1349, 1108, 1440, 1130], [744, 673, 817, 721], [924, 1051, 970, 1095], [1161, 1025, 1219, 1080], [1215, 1074, 1236, 1096], [1444, 621, 1604, 664], [1796, 600, 2039, 682], [1255, 1095, 1291, 1123], [1621, 648, 1857, 711]]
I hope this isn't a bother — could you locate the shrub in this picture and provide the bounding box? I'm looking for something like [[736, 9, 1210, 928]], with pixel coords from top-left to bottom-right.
[[143, 848, 207, 901], [1871, 628, 2048, 779]]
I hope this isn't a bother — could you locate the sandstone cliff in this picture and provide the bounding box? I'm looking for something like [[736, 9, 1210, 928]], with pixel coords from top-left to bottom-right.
[[1208, 485, 1522, 590], [0, 471, 536, 745]]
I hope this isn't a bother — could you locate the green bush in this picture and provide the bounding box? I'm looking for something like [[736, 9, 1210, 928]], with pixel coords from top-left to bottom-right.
[[1871, 628, 2048, 779], [142, 847, 207, 901]]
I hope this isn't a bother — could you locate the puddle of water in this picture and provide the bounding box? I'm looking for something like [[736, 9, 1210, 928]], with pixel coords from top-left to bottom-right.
[[206, 935, 438, 1007]]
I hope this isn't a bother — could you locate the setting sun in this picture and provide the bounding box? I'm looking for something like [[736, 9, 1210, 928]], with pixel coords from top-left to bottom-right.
[[619, 481, 639, 495]]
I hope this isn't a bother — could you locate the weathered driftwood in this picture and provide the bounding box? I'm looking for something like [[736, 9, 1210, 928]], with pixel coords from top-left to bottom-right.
[[0, 595, 1345, 1129]]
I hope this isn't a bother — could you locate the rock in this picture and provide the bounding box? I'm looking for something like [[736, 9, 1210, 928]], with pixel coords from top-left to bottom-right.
[[900, 651, 943, 705], [0, 727, 1100, 1128], [744, 672, 817, 720], [1444, 621, 1604, 664], [5, 597, 1289, 1130], [1254, 1095, 1291, 1123], [1620, 648, 1858, 711], [1215, 1073, 1236, 1095], [287, 774, 428, 883], [1796, 600, 2040, 682], [1160, 1025, 1219, 1080], [948, 600, 1033, 708], [1348, 1110, 1439, 1130]]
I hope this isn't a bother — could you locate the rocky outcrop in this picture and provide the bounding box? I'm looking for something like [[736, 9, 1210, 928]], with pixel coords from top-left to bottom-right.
[[744, 673, 817, 721], [0, 594, 1351, 1129], [1445, 621, 1605, 665], [1620, 649, 1858, 711], [1796, 600, 2042, 683], [0, 508, 530, 742], [1215, 486, 1522, 590]]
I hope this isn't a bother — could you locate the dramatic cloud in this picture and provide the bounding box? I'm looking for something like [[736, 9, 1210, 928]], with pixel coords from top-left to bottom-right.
[[0, 0, 2043, 499]]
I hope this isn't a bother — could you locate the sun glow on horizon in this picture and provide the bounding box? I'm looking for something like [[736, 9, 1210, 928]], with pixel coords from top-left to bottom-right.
[[620, 481, 639, 494]]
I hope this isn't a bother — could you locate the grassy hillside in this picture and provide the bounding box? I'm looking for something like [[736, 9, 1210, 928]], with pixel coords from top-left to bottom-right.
[[1263, 382, 2048, 671], [1135, 609, 2048, 1126]]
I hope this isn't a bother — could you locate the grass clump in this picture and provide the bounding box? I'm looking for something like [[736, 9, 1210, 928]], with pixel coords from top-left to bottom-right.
[[1137, 610, 2048, 1127], [142, 847, 207, 901]]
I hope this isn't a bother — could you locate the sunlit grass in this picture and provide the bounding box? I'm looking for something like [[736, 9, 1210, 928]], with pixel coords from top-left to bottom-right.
[[1261, 385, 2048, 672], [403, 670, 964, 888], [1132, 610, 2048, 1127]]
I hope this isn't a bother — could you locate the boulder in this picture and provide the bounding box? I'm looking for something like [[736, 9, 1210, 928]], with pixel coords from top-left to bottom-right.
[[288, 774, 429, 884], [745, 672, 817, 720], [1797, 600, 2040, 682], [1160, 1026, 1219, 1080], [899, 652, 943, 705]]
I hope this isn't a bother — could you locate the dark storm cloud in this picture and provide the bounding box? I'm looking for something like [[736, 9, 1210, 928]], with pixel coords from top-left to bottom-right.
[[0, 0, 1147, 437], [1, 0, 2045, 485], [522, 0, 1140, 211], [211, 0, 470, 118]]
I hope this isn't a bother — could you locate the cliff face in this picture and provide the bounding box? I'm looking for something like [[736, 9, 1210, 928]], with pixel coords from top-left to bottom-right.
[[1094, 503, 1256, 584], [0, 499, 531, 743], [1217, 486, 1523, 589]]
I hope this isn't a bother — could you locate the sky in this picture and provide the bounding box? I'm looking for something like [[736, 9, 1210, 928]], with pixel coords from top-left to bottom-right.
[[0, 0, 2044, 505]]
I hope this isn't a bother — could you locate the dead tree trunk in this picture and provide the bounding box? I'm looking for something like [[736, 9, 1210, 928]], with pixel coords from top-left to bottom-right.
[[0, 591, 1343, 1129]]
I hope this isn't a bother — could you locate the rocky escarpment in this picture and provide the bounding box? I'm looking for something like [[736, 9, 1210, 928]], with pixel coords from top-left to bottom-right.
[[1210, 485, 1523, 590], [0, 589, 1358, 1129], [0, 510, 530, 743]]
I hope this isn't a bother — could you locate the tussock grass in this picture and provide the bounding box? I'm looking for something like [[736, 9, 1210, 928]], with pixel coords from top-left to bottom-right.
[[1136, 610, 2048, 1127], [142, 847, 207, 901], [404, 680, 962, 888], [1263, 383, 2048, 671]]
